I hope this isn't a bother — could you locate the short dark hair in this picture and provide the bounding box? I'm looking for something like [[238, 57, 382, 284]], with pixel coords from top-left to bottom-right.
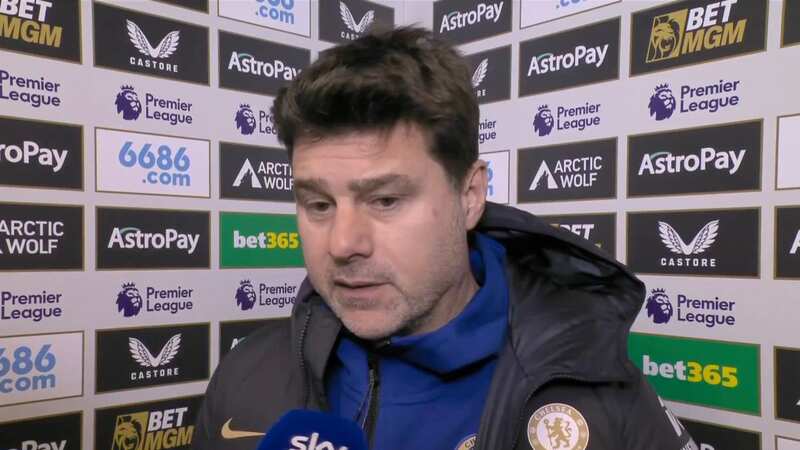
[[271, 26, 479, 187]]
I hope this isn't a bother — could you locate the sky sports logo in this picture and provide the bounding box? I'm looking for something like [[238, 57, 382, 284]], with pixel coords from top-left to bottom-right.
[[520, 18, 619, 96], [644, 288, 736, 328], [648, 79, 741, 121]]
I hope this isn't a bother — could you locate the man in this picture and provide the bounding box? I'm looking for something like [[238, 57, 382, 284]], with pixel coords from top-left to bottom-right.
[[194, 27, 696, 450]]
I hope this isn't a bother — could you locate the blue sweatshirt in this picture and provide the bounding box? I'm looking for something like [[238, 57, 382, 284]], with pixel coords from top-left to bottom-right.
[[325, 233, 509, 450]]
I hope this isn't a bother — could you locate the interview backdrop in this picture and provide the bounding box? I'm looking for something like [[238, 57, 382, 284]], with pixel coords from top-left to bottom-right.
[[1, 1, 798, 449]]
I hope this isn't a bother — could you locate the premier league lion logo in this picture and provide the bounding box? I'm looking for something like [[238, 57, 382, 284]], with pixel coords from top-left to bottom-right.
[[111, 414, 144, 450], [235, 104, 256, 135], [115, 85, 142, 121], [236, 279, 257, 311], [646, 288, 673, 324], [647, 15, 683, 62], [649, 84, 676, 121], [533, 105, 554, 137], [117, 282, 143, 317]]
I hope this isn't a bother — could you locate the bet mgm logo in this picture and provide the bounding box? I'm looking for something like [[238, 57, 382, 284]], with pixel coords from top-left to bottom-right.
[[527, 403, 589, 450], [112, 412, 148, 450], [647, 10, 688, 62]]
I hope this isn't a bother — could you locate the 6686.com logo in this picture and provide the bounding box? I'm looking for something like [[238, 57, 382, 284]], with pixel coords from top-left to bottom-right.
[[118, 142, 192, 187], [0, 343, 56, 395]]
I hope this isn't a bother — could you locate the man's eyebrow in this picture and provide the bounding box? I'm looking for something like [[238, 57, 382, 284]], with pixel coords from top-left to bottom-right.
[[293, 178, 331, 195], [347, 174, 414, 195]]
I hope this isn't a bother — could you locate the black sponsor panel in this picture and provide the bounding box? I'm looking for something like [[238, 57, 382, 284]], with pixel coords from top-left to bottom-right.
[[539, 213, 616, 257], [466, 45, 511, 105], [95, 395, 202, 450], [153, 0, 208, 13], [96, 323, 209, 393], [517, 138, 616, 203], [319, 0, 394, 44], [0, 412, 82, 449], [219, 319, 275, 359], [519, 18, 619, 96], [433, 0, 511, 45], [0, 0, 81, 62], [220, 142, 292, 202], [93, 2, 209, 84], [219, 30, 310, 96], [784, 0, 800, 47], [631, 0, 767, 76], [776, 207, 800, 279], [776, 347, 800, 422], [680, 418, 761, 450], [0, 203, 82, 270], [628, 120, 762, 197], [96, 207, 209, 269], [627, 208, 759, 277], [0, 116, 82, 189]]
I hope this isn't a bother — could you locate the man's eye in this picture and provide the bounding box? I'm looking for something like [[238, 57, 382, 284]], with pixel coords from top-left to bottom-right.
[[372, 197, 399, 209], [307, 201, 332, 213]]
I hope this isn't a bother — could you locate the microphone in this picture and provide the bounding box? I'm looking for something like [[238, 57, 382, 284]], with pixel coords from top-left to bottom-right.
[[255, 409, 369, 450]]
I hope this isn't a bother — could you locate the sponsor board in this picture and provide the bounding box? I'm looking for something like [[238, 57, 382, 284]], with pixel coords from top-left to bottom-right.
[[0, 116, 82, 189], [219, 142, 292, 202], [94, 395, 202, 450], [775, 347, 800, 423], [0, 411, 82, 450], [540, 212, 615, 257], [233, 102, 278, 138], [778, 437, 800, 450], [783, 0, 800, 47], [646, 79, 743, 122], [95, 128, 210, 198], [630, 0, 768, 76], [219, 212, 304, 268], [433, 0, 511, 45], [218, 0, 310, 36], [0, 331, 83, 407], [220, 319, 276, 360], [466, 45, 511, 105], [0, 68, 63, 109], [319, 0, 394, 44], [521, 0, 620, 28], [2, 285, 67, 323], [480, 150, 509, 204], [519, 18, 619, 96], [628, 120, 761, 197], [153, 0, 208, 13], [776, 114, 800, 190], [93, 1, 209, 84], [96, 323, 209, 393], [112, 281, 195, 318], [96, 207, 210, 270], [626, 208, 759, 277], [629, 333, 760, 414], [679, 418, 760, 450], [517, 138, 616, 203], [776, 206, 800, 279], [0, 0, 81, 62], [0, 202, 82, 271], [641, 286, 737, 329], [531, 101, 604, 137], [233, 278, 298, 313], [112, 85, 195, 128], [218, 30, 309, 97]]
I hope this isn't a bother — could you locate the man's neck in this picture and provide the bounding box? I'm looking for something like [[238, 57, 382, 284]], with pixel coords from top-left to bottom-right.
[[401, 267, 480, 337]]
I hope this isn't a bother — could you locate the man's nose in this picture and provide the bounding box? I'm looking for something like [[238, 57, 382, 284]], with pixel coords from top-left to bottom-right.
[[328, 205, 373, 262]]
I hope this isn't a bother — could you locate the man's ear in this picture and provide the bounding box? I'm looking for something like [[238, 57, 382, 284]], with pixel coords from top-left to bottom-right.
[[461, 159, 488, 230]]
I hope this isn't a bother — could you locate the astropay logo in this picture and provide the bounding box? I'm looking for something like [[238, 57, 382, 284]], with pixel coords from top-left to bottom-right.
[[115, 282, 194, 318], [644, 288, 736, 328], [227, 51, 300, 82], [527, 42, 609, 76], [439, 2, 504, 33], [639, 148, 745, 177], [114, 85, 194, 126], [532, 102, 602, 137], [648, 79, 741, 121], [0, 413, 81, 450], [108, 228, 200, 255], [235, 279, 298, 311]]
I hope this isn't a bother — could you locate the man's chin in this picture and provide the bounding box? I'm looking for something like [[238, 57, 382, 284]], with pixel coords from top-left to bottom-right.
[[339, 312, 401, 341]]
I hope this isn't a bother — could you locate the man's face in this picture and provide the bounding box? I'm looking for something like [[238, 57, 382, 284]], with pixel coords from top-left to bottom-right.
[[292, 122, 485, 340]]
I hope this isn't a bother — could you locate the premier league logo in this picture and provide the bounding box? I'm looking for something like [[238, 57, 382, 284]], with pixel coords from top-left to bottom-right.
[[648, 84, 676, 121], [117, 282, 143, 317], [236, 279, 257, 311], [115, 85, 142, 121], [533, 105, 554, 137], [235, 104, 256, 135], [646, 288, 673, 324]]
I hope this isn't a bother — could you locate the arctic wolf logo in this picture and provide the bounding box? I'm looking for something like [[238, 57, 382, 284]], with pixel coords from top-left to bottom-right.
[[236, 279, 257, 311], [646, 11, 686, 63], [658, 220, 719, 256], [129, 334, 181, 368], [472, 58, 488, 88], [646, 288, 673, 324], [115, 85, 142, 121], [533, 105, 554, 137], [340, 1, 374, 34], [112, 413, 146, 450], [127, 19, 180, 59], [117, 282, 143, 317], [235, 104, 256, 135], [649, 84, 675, 121]]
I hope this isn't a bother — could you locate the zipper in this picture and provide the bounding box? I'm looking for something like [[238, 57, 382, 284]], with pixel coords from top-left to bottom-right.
[[363, 353, 381, 449]]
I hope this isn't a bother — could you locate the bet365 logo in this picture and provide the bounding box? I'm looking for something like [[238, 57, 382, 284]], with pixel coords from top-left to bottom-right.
[[0, 344, 56, 394]]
